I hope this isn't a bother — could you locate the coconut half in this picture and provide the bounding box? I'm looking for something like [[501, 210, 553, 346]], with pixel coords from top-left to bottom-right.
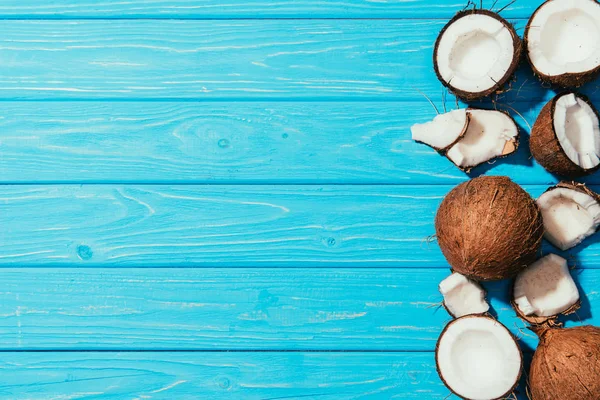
[[512, 254, 580, 325], [411, 109, 469, 152], [436, 315, 522, 400], [538, 182, 600, 250], [434, 9, 522, 101], [446, 109, 519, 171], [526, 0, 600, 87], [531, 92, 600, 177], [439, 273, 489, 318]]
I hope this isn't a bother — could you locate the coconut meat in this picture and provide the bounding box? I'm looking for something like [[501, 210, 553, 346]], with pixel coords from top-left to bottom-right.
[[436, 13, 516, 94], [538, 186, 600, 250], [446, 109, 518, 168], [527, 0, 600, 77], [411, 109, 468, 151], [437, 316, 521, 400], [514, 254, 579, 317], [439, 273, 489, 317], [553, 93, 600, 170]]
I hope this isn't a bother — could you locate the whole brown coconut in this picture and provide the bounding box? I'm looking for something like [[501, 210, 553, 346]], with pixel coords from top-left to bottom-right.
[[435, 176, 544, 281], [530, 326, 600, 400], [530, 92, 600, 178]]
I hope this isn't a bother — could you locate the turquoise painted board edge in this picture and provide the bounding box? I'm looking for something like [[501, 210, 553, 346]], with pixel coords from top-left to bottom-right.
[[0, 351, 530, 399], [2, 100, 599, 185], [0, 19, 590, 103], [0, 0, 542, 19], [1, 184, 599, 268], [0, 267, 594, 351]]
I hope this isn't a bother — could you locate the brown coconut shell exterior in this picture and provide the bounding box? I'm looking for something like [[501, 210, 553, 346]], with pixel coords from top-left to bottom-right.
[[433, 9, 522, 101], [446, 108, 520, 173], [530, 92, 600, 178], [525, 0, 600, 88], [511, 295, 581, 326], [529, 325, 600, 400], [435, 176, 544, 281], [436, 315, 523, 400]]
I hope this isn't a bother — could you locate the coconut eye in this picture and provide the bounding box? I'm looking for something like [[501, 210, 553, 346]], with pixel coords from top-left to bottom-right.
[[526, 0, 600, 87], [434, 10, 521, 101]]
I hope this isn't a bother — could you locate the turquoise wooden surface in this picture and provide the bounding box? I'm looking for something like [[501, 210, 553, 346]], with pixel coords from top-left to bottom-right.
[[0, 1, 538, 19], [0, 1, 595, 399]]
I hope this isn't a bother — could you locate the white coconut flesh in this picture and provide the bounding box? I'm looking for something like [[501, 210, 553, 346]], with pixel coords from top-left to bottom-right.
[[439, 273, 489, 317], [437, 316, 521, 400], [446, 109, 518, 168], [436, 13, 516, 94], [538, 186, 600, 250], [527, 0, 600, 77], [411, 109, 468, 151], [553, 93, 600, 170], [514, 254, 579, 317]]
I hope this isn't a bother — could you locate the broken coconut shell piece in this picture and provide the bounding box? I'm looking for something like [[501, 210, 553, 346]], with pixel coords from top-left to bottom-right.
[[512, 254, 580, 326], [436, 315, 522, 400], [439, 273, 489, 318], [411, 109, 469, 153], [433, 9, 522, 101], [526, 0, 600, 88], [537, 182, 600, 250], [446, 109, 519, 172], [435, 176, 544, 281], [530, 92, 600, 178], [529, 325, 600, 400]]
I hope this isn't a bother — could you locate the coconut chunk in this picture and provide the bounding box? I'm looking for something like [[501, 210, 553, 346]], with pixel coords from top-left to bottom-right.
[[513, 254, 580, 319], [538, 183, 600, 250], [531, 92, 600, 178], [446, 109, 519, 170], [439, 273, 489, 318], [436, 316, 522, 400], [526, 0, 600, 87], [434, 10, 521, 100], [411, 109, 468, 152], [554, 93, 600, 170]]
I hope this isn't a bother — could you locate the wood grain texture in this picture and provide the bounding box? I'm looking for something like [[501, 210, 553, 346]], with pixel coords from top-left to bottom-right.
[[0, 352, 460, 399], [0, 19, 578, 102], [0, 100, 583, 185], [0, 268, 595, 351], [0, 184, 599, 267], [0, 0, 536, 19]]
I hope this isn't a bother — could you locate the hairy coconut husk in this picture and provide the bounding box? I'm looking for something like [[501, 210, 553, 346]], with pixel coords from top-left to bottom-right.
[[530, 325, 600, 400], [433, 9, 522, 101], [530, 93, 600, 178], [525, 1, 600, 88], [435, 176, 544, 281]]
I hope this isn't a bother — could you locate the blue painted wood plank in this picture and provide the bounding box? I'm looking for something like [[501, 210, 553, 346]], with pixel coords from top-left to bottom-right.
[[0, 100, 590, 185], [0, 19, 572, 102], [0, 1, 537, 19], [0, 267, 594, 351], [0, 351, 530, 399], [0, 185, 598, 267]]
